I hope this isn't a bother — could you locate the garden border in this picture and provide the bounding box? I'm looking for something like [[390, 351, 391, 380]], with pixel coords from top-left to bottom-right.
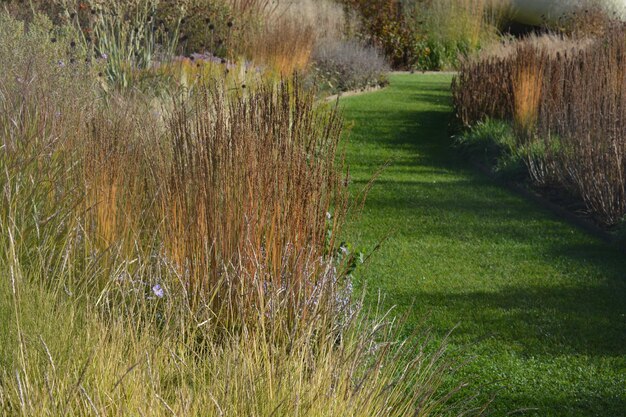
[[325, 72, 458, 102], [325, 85, 385, 102]]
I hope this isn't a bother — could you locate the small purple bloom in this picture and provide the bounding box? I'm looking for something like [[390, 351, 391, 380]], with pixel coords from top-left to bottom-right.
[[152, 284, 164, 298], [58, 60, 65, 67], [100, 53, 108, 60]]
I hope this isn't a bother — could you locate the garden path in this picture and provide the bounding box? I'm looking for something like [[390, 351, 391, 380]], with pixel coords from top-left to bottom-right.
[[341, 73, 626, 417]]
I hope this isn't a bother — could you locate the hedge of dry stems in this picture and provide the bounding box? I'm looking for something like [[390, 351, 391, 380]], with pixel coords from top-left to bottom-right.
[[453, 23, 626, 227]]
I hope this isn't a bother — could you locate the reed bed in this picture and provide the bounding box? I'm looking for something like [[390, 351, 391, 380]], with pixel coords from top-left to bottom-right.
[[453, 25, 626, 226]]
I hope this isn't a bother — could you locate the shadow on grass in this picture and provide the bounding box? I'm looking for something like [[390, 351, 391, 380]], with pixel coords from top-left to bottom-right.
[[343, 75, 626, 415], [345, 105, 465, 170], [495, 393, 626, 417], [353, 179, 626, 357], [394, 284, 625, 357]]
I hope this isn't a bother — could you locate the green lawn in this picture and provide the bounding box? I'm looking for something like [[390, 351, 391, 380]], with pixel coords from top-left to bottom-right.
[[340, 74, 626, 416]]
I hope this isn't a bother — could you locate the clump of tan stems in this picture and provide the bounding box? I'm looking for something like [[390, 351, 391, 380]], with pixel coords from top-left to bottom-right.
[[511, 45, 545, 134], [159, 77, 347, 322], [243, 16, 316, 74], [230, 0, 346, 74]]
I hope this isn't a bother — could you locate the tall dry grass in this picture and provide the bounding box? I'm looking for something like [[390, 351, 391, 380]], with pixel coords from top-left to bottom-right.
[[280, 0, 347, 40], [1, 272, 483, 416], [0, 6, 347, 324], [234, 0, 347, 74], [15, 0, 335, 78], [0, 11, 484, 416], [0, 1, 346, 323], [241, 17, 316, 74], [158, 78, 347, 322], [511, 45, 545, 133], [416, 0, 509, 50], [453, 24, 626, 225]]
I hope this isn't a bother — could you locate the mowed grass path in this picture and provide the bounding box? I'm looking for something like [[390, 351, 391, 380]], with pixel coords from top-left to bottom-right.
[[340, 74, 626, 416]]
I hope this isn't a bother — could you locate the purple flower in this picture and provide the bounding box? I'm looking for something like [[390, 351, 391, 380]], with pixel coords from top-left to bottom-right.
[[58, 60, 65, 67], [152, 284, 164, 298], [100, 53, 108, 60]]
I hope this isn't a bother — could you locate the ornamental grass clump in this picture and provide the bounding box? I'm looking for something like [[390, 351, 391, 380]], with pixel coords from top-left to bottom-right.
[[0, 5, 348, 330], [411, 0, 509, 69], [157, 77, 349, 324], [242, 16, 316, 74], [69, 0, 181, 89], [511, 45, 545, 135]]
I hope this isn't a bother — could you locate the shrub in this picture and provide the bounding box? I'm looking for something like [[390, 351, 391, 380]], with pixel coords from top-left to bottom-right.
[[339, 0, 422, 69], [312, 38, 390, 93], [159, 0, 233, 57], [339, 0, 508, 70]]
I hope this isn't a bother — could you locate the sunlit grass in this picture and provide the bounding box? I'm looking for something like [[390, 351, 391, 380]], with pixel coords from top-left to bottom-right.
[[341, 74, 626, 417]]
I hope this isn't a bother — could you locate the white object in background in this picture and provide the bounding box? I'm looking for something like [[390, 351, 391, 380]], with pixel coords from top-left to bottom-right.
[[509, 0, 626, 25]]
